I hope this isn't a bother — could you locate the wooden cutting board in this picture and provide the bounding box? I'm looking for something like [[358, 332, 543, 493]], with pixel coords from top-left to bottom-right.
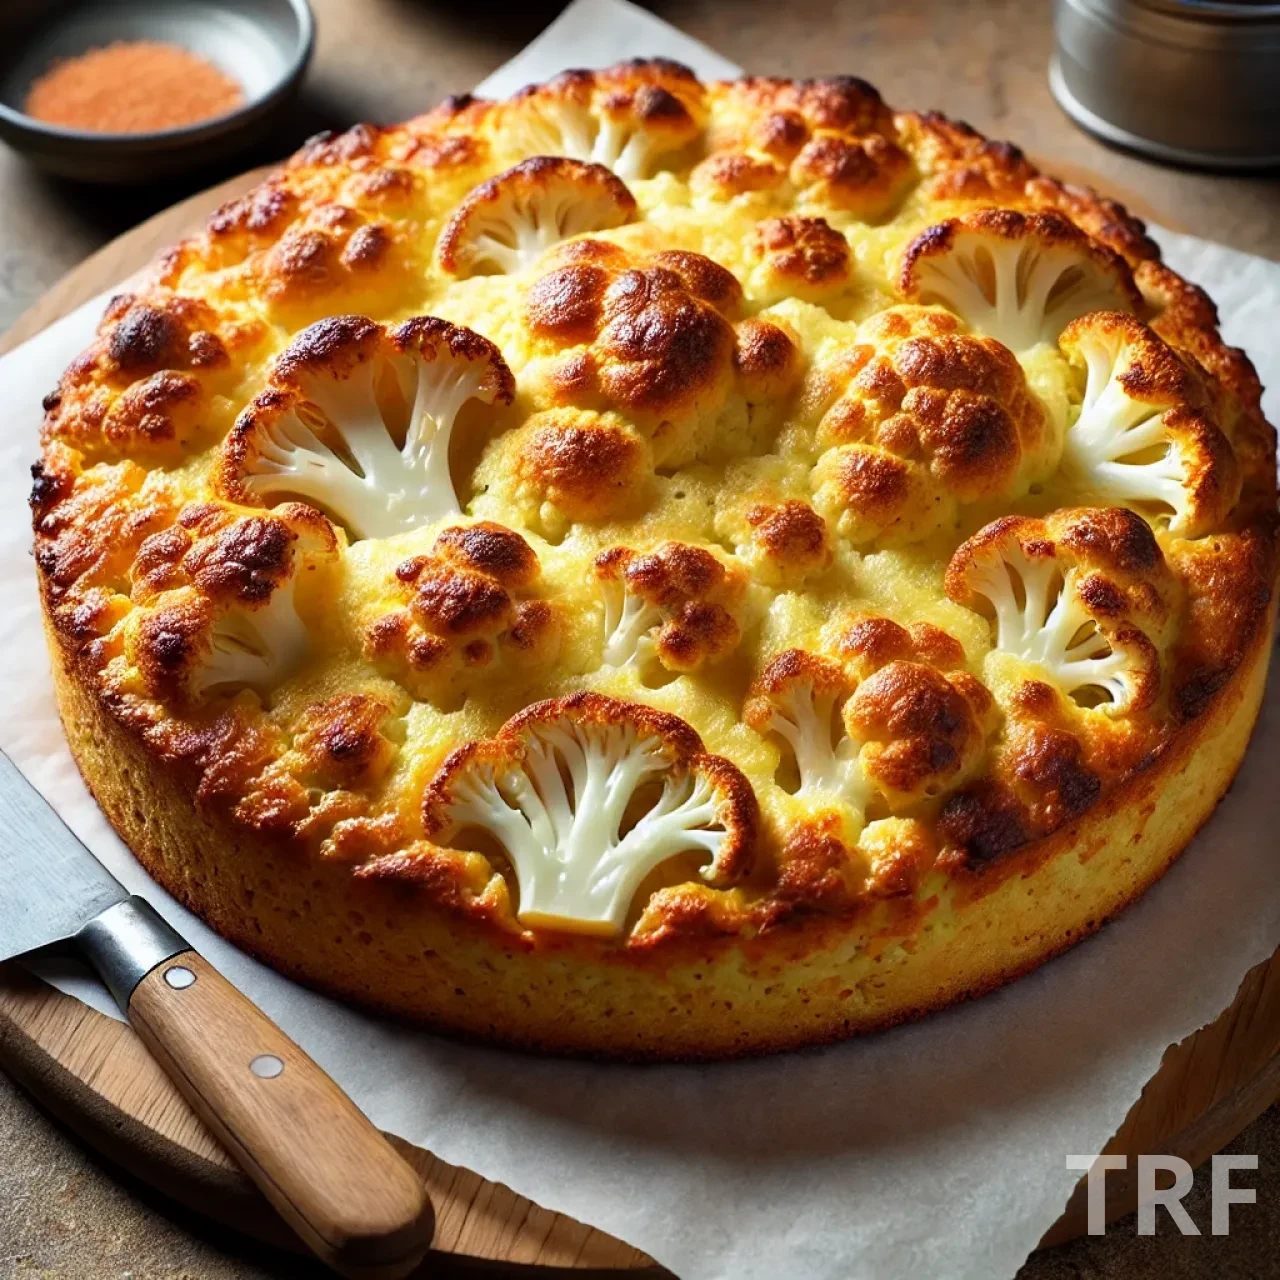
[[1, 157, 1278, 1274]]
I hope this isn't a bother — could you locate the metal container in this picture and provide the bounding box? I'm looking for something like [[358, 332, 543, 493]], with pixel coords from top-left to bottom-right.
[[1051, 0, 1280, 169]]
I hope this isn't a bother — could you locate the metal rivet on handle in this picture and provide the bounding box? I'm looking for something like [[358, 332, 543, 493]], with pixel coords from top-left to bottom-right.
[[163, 966, 196, 989], [250, 1054, 285, 1079]]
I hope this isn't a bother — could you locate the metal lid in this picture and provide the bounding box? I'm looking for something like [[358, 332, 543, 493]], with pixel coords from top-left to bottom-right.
[[1052, 0, 1280, 168]]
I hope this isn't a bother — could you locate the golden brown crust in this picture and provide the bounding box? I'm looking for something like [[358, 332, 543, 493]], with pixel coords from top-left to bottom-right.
[[33, 61, 1278, 1058]]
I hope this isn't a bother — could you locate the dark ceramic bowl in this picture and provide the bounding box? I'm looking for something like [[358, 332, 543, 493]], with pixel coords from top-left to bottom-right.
[[0, 0, 314, 183]]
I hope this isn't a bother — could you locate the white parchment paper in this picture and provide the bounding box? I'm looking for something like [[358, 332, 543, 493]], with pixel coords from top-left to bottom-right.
[[2, 4, 1278, 1276]]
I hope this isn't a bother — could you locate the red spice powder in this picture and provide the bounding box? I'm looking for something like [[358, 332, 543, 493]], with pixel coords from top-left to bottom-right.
[[25, 40, 244, 134]]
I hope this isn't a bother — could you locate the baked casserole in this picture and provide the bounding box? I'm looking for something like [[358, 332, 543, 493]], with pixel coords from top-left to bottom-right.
[[33, 63, 1277, 1057]]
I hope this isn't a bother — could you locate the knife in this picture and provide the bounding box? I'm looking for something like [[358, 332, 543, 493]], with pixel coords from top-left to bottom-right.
[[0, 749, 434, 1279]]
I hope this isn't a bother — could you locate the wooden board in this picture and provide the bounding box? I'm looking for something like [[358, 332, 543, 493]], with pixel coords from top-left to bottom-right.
[[0, 156, 1277, 1274]]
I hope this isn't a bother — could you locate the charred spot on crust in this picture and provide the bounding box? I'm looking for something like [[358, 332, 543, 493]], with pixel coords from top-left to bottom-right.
[[104, 298, 229, 379], [340, 222, 390, 270], [295, 123, 384, 167], [938, 781, 1030, 866], [851, 660, 992, 800], [832, 446, 912, 517], [207, 183, 296, 239], [613, 541, 723, 604], [838, 615, 965, 677], [766, 817, 861, 918], [1004, 720, 1101, 829], [790, 134, 909, 207], [293, 694, 397, 788], [690, 150, 785, 196], [29, 460, 72, 519], [108, 305, 176, 372], [1057, 506, 1162, 575], [597, 267, 735, 412], [649, 250, 743, 316]]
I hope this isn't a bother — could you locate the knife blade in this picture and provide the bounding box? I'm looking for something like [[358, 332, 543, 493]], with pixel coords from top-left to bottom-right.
[[0, 748, 127, 961], [0, 747, 434, 1278]]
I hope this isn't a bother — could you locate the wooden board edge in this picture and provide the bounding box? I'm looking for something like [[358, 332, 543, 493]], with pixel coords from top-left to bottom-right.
[[0, 965, 660, 1274]]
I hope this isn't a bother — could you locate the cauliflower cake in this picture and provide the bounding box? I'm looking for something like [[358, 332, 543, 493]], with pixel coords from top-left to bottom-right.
[[33, 63, 1277, 1058]]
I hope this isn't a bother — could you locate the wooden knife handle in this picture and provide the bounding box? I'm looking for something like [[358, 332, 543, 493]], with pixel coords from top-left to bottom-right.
[[127, 952, 433, 1279]]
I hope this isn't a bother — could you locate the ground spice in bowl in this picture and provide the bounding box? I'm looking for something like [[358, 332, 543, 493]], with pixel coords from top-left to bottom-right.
[[24, 40, 244, 134]]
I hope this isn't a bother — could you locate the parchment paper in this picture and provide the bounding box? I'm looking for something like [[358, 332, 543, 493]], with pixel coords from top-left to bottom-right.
[[2, 4, 1278, 1277]]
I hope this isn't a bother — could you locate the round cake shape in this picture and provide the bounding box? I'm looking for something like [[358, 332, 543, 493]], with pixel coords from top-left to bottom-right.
[[33, 63, 1277, 1059]]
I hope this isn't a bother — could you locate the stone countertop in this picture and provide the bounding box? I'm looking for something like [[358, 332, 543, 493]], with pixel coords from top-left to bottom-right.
[[1, 1, 1277, 1276]]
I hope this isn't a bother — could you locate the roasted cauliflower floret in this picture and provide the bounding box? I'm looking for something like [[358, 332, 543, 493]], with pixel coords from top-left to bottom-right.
[[900, 210, 1140, 352], [362, 521, 560, 704], [125, 503, 337, 703], [707, 74, 897, 155], [31, 448, 180, 643], [522, 239, 798, 467], [745, 619, 991, 815], [694, 75, 912, 218], [40, 292, 265, 462], [746, 215, 853, 304], [435, 157, 637, 278], [1059, 312, 1238, 537], [163, 194, 423, 326], [789, 131, 912, 216], [848, 659, 994, 809], [502, 60, 704, 180], [594, 541, 746, 673], [744, 649, 866, 806], [737, 498, 832, 586], [945, 507, 1178, 714], [423, 692, 755, 935], [810, 306, 1050, 544], [221, 314, 514, 540], [472, 408, 654, 540]]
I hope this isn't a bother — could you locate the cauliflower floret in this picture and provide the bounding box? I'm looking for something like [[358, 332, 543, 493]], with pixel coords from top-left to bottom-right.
[[435, 157, 637, 278], [900, 210, 1140, 353], [745, 622, 992, 814], [423, 692, 756, 935], [220, 314, 514, 540], [521, 238, 799, 469], [1059, 312, 1238, 537], [502, 60, 704, 181], [808, 306, 1050, 545], [744, 648, 868, 806], [745, 215, 853, 306], [945, 507, 1178, 714], [691, 76, 911, 219], [723, 495, 832, 587], [472, 407, 655, 541], [593, 541, 746, 673], [362, 521, 561, 706], [125, 502, 337, 704]]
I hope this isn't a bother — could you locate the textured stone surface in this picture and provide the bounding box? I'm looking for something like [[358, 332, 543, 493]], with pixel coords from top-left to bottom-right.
[[1, 1, 1277, 1276]]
